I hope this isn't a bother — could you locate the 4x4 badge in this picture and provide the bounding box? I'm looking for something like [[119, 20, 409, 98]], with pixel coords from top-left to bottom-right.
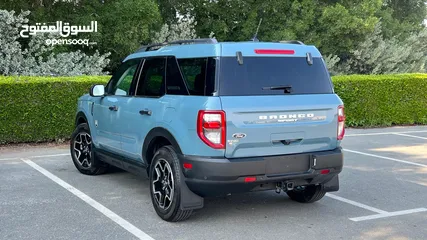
[[232, 133, 246, 139]]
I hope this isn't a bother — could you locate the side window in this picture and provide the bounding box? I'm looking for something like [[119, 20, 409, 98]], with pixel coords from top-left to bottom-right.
[[136, 58, 166, 97], [177, 57, 216, 96], [107, 59, 140, 96], [166, 57, 189, 95]]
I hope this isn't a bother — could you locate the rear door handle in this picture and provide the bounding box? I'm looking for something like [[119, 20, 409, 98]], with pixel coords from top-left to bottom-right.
[[108, 105, 118, 111], [139, 109, 152, 116]]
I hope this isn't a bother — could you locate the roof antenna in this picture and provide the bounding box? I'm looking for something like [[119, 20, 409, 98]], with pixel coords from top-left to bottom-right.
[[251, 18, 263, 42]]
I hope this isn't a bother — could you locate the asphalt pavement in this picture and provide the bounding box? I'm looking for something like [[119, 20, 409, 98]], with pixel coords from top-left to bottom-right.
[[1, 126, 427, 240]]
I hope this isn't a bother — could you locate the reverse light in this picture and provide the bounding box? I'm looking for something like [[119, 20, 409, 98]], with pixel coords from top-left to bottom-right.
[[254, 49, 295, 55], [337, 105, 346, 140], [197, 110, 226, 149]]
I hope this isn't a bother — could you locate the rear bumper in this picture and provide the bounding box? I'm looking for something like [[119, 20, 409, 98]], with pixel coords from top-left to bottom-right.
[[178, 148, 343, 197]]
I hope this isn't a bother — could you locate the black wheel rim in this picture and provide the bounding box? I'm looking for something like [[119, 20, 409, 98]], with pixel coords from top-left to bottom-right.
[[152, 158, 174, 210], [73, 132, 92, 169]]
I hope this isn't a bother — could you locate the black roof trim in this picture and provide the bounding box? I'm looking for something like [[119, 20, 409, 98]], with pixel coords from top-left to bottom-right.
[[137, 38, 218, 52]]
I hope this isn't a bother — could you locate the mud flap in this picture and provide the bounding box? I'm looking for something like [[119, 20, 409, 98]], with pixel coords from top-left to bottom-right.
[[179, 170, 204, 211], [323, 175, 339, 192]]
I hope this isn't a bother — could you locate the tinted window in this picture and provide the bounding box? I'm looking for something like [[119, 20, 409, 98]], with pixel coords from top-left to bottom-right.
[[166, 57, 189, 95], [107, 59, 140, 95], [136, 58, 166, 97], [177, 58, 216, 96], [219, 57, 333, 96]]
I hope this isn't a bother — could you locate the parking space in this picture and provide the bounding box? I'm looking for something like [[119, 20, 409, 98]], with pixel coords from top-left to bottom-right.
[[1, 126, 427, 240]]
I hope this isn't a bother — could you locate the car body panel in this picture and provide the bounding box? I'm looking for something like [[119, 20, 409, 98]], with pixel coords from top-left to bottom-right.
[[220, 94, 343, 158], [74, 40, 344, 199], [124, 42, 321, 61]]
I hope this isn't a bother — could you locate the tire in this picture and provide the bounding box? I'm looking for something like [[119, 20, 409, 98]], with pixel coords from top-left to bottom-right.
[[149, 145, 193, 222], [286, 185, 326, 203], [70, 123, 108, 175]]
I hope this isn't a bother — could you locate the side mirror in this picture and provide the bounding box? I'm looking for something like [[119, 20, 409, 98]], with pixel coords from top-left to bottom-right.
[[90, 85, 105, 97]]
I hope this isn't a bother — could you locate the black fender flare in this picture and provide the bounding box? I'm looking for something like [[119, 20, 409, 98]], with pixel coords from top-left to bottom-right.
[[142, 127, 183, 164], [143, 128, 203, 210], [75, 111, 88, 126]]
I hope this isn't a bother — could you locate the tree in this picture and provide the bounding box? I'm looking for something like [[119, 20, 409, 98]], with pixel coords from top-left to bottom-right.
[[92, 0, 161, 70], [327, 23, 427, 75], [386, 0, 426, 24], [152, 16, 198, 43], [379, 0, 427, 39], [161, 0, 382, 58], [0, 0, 162, 71], [314, 0, 382, 57]]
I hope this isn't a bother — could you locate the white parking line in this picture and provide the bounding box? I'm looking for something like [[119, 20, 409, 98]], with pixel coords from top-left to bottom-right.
[[350, 208, 427, 222], [22, 158, 154, 240], [31, 153, 70, 158], [0, 153, 69, 161], [393, 133, 427, 140], [0, 157, 21, 161], [344, 149, 427, 168], [326, 193, 427, 222], [326, 193, 388, 214], [346, 130, 427, 137]]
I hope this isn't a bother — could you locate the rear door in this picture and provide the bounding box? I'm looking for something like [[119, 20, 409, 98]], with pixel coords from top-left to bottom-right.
[[117, 56, 192, 164], [218, 56, 342, 158], [117, 57, 167, 162]]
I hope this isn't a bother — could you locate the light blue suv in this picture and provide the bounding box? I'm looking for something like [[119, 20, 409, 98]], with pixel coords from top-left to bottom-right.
[[71, 38, 345, 222]]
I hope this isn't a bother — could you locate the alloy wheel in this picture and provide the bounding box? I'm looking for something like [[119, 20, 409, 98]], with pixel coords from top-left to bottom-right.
[[73, 132, 92, 169], [152, 159, 175, 210]]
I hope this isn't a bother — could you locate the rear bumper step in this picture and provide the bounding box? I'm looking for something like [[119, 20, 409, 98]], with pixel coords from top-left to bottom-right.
[[178, 148, 343, 196]]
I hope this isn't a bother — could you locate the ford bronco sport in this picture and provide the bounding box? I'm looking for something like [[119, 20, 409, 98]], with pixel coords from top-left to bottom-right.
[[71, 38, 345, 222]]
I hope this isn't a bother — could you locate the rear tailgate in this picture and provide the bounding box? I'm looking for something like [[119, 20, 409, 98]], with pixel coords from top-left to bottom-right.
[[221, 94, 341, 158], [217, 49, 343, 158]]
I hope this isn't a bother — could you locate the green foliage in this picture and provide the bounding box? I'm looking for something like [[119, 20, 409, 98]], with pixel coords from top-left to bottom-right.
[[1, 74, 427, 143], [328, 23, 427, 75], [316, 0, 382, 56], [0, 10, 110, 76], [0, 76, 109, 144], [332, 74, 427, 127], [163, 0, 382, 57], [380, 0, 427, 39], [0, 0, 161, 72], [94, 0, 161, 70], [152, 16, 198, 43], [2, 0, 426, 74]]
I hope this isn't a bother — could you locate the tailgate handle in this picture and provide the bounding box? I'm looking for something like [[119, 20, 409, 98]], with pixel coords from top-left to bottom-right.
[[273, 139, 303, 146]]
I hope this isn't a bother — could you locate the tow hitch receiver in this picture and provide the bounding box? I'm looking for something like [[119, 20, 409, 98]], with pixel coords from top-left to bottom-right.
[[275, 181, 295, 193]]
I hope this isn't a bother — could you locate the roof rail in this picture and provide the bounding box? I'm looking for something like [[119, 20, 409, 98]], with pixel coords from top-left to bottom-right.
[[137, 38, 218, 52], [279, 40, 305, 45]]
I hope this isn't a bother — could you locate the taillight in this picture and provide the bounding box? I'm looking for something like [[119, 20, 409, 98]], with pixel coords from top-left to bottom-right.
[[337, 105, 345, 140], [197, 110, 226, 149]]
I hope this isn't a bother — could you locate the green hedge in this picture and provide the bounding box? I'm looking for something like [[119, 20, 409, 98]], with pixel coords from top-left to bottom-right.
[[1, 74, 427, 144], [333, 74, 427, 127], [0, 76, 109, 144]]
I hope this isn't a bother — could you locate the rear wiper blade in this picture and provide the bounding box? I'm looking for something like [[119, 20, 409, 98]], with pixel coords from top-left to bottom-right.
[[262, 85, 292, 93]]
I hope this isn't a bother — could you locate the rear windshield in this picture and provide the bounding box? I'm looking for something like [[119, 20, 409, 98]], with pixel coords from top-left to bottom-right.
[[218, 57, 333, 96]]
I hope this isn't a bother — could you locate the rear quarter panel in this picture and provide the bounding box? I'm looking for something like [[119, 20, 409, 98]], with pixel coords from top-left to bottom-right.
[[156, 96, 225, 157]]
